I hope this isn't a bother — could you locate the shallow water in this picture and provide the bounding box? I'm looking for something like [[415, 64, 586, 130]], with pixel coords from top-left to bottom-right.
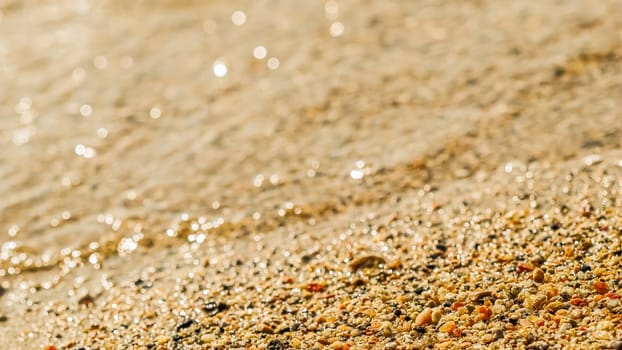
[[0, 0, 473, 280]]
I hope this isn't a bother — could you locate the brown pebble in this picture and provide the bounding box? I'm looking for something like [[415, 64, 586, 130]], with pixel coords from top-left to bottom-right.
[[470, 290, 493, 302], [387, 259, 402, 269], [414, 308, 433, 326], [349, 255, 386, 271], [532, 268, 545, 283], [350, 277, 366, 287], [516, 262, 534, 273], [594, 280, 609, 294], [0, 315, 7, 322], [305, 282, 326, 292], [255, 323, 274, 334], [78, 294, 95, 306], [545, 301, 565, 312]]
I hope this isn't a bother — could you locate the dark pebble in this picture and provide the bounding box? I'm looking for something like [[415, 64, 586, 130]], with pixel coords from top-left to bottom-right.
[[414, 286, 427, 294], [428, 252, 443, 259], [580, 264, 591, 272], [176, 319, 195, 331], [581, 139, 603, 149], [349, 255, 386, 271], [78, 294, 95, 306], [204, 301, 229, 316], [267, 339, 286, 350], [413, 326, 426, 333], [350, 278, 366, 287], [526, 343, 549, 350]]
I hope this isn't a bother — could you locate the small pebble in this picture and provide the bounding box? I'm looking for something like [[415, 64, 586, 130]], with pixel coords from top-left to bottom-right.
[[594, 280, 609, 294], [470, 290, 493, 302], [268, 339, 286, 350], [559, 322, 573, 333], [78, 294, 95, 306], [330, 341, 347, 350], [414, 308, 432, 326], [545, 301, 565, 312], [431, 309, 443, 324], [204, 301, 228, 316], [349, 255, 386, 271], [439, 321, 456, 333], [255, 323, 274, 334], [532, 268, 545, 283], [384, 342, 397, 350], [381, 321, 393, 336], [491, 304, 505, 314], [517, 262, 534, 273], [175, 319, 195, 331]]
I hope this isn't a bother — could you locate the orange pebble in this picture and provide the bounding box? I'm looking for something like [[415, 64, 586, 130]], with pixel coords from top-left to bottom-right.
[[451, 301, 466, 311], [516, 262, 534, 273], [414, 308, 433, 326], [305, 282, 325, 292], [387, 259, 402, 269], [439, 321, 456, 333], [570, 297, 588, 306], [594, 280, 609, 295], [451, 328, 463, 337], [478, 306, 491, 321]]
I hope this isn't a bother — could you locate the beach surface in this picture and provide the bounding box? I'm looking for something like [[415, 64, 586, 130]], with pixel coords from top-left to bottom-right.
[[1, 0, 622, 348]]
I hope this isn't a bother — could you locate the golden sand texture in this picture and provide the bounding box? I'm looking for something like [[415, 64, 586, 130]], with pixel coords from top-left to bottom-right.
[[1, 0, 622, 348]]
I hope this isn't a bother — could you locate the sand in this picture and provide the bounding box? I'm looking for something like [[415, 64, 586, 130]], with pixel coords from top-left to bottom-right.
[[1, 0, 622, 348]]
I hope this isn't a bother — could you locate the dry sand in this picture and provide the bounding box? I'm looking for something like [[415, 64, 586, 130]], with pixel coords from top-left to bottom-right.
[[1, 0, 622, 348]]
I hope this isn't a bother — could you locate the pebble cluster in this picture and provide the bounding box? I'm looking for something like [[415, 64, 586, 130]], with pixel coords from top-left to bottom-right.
[[3, 155, 621, 349]]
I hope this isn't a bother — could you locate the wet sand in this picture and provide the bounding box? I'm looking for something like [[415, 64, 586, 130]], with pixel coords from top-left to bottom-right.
[[1, 0, 622, 348]]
